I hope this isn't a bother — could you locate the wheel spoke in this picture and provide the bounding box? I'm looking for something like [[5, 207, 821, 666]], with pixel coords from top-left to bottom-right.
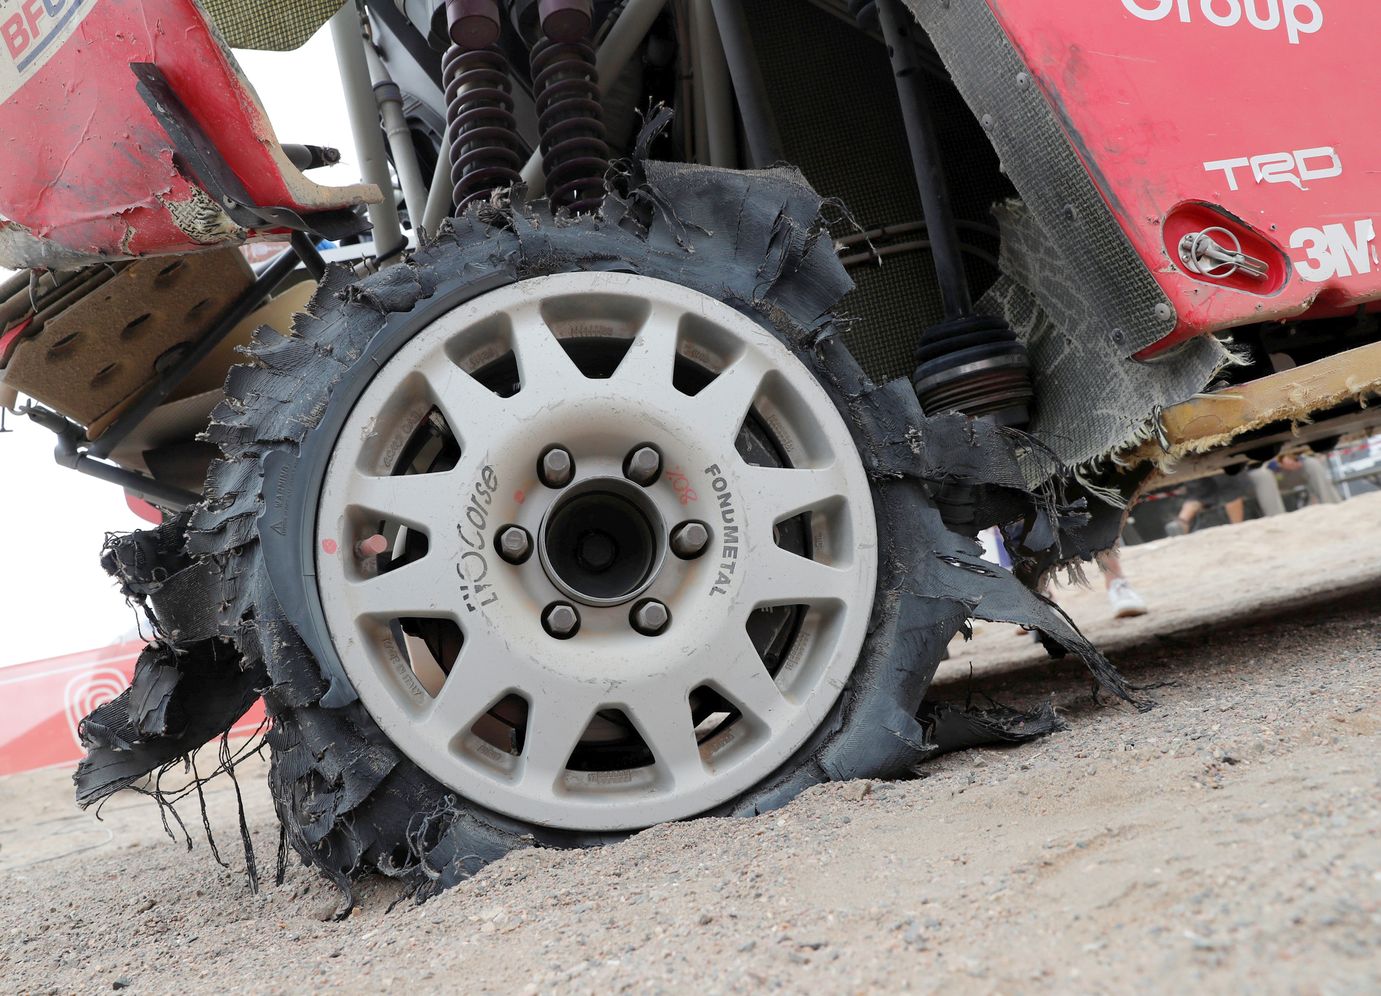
[[624, 683, 705, 786], [508, 303, 582, 386], [744, 544, 854, 607], [342, 471, 450, 532], [689, 349, 772, 444], [738, 464, 852, 522], [414, 350, 509, 447], [420, 639, 512, 736], [708, 629, 789, 732], [521, 691, 599, 788], [612, 310, 682, 390], [351, 558, 455, 619]]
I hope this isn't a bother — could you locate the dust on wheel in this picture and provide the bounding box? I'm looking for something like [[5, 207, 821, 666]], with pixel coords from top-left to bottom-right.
[[315, 274, 878, 830]]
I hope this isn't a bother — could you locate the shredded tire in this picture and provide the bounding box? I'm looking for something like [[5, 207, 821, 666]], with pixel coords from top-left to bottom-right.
[[139, 162, 1138, 910]]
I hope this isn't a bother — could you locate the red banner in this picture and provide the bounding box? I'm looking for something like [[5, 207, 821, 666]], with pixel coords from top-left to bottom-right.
[[0, 641, 265, 777]]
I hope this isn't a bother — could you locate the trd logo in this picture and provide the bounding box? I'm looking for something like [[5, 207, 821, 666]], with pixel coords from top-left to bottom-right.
[[1203, 147, 1342, 192], [2, 0, 83, 67], [1120, 0, 1324, 45]]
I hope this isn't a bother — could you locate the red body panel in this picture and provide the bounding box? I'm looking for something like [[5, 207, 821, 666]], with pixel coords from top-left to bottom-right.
[[0, 0, 370, 260], [986, 0, 1381, 352]]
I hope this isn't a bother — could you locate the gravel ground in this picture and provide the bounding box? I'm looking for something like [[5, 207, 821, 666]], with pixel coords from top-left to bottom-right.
[[2, 494, 1379, 994]]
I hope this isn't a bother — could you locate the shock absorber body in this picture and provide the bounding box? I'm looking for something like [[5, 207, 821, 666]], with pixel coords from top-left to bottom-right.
[[531, 0, 610, 214], [873, 0, 1034, 431], [443, 0, 524, 214]]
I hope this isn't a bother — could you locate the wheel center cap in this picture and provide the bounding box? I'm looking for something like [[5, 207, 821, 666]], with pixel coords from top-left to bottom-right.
[[538, 476, 668, 607]]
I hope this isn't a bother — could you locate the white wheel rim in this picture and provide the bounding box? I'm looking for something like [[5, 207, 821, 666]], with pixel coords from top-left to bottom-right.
[[315, 272, 877, 830]]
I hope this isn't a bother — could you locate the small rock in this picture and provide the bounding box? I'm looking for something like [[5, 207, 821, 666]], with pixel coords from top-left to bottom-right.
[[840, 781, 872, 802], [112, 979, 132, 991], [134, 900, 155, 914]]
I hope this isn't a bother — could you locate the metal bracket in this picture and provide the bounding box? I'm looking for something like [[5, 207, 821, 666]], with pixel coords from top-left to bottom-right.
[[130, 62, 368, 243], [21, 403, 201, 509]]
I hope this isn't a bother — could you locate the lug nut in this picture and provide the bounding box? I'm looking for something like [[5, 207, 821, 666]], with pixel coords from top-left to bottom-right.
[[670, 521, 710, 560], [539, 446, 574, 488], [630, 599, 670, 636], [624, 445, 662, 486], [496, 525, 532, 564], [543, 602, 580, 639]]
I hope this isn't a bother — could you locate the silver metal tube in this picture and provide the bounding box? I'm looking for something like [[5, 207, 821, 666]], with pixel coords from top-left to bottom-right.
[[520, 0, 671, 193], [330, 3, 405, 261], [421, 135, 454, 234], [691, 0, 734, 167], [364, 43, 429, 230]]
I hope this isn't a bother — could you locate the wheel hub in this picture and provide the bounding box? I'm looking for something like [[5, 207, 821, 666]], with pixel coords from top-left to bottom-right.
[[539, 475, 666, 607], [314, 273, 877, 831]]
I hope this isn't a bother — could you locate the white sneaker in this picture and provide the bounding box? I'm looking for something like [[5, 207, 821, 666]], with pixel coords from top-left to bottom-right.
[[1107, 578, 1148, 618]]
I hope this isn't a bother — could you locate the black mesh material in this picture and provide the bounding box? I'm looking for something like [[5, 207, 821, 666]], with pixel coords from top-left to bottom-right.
[[201, 0, 345, 52], [743, 0, 1013, 385], [907, 0, 1226, 467]]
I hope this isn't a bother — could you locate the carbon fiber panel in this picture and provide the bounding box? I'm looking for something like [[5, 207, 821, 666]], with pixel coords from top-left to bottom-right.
[[899, 0, 1226, 468], [903, 0, 1174, 356], [200, 0, 345, 51]]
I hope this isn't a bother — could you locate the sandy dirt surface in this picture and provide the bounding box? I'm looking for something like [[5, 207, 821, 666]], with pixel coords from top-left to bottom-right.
[[2, 494, 1379, 993]]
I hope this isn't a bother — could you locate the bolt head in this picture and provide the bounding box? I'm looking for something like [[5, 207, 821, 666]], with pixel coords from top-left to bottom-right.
[[631, 599, 670, 636], [625, 445, 662, 486], [540, 447, 574, 488], [670, 521, 710, 559], [497, 525, 532, 564], [543, 602, 580, 638]]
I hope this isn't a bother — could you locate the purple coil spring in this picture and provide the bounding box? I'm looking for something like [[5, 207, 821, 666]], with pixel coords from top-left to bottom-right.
[[443, 44, 524, 213], [530, 36, 609, 214]]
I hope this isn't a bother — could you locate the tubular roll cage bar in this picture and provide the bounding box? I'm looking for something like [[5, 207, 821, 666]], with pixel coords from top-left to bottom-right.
[[19, 0, 974, 511]]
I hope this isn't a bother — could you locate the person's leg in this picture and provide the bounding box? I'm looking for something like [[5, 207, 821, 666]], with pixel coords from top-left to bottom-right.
[[1249, 466, 1286, 516], [1099, 547, 1148, 617], [1225, 497, 1246, 524], [1165, 498, 1201, 536]]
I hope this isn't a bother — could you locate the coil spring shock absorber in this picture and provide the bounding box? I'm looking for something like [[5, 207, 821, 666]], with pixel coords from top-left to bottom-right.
[[532, 0, 609, 214], [443, 0, 524, 214]]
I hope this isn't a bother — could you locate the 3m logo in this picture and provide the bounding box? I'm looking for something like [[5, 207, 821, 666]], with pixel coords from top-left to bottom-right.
[[1291, 220, 1377, 283], [0, 0, 93, 101], [1120, 0, 1324, 45]]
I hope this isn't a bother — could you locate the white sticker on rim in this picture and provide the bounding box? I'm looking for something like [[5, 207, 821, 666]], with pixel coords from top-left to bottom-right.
[[0, 0, 97, 103]]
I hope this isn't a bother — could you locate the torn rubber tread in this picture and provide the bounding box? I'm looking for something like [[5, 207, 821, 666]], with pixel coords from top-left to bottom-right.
[[186, 163, 1134, 905], [75, 514, 266, 807]]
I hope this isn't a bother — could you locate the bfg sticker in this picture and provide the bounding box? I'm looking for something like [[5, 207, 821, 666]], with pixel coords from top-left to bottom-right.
[[0, 0, 95, 102]]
